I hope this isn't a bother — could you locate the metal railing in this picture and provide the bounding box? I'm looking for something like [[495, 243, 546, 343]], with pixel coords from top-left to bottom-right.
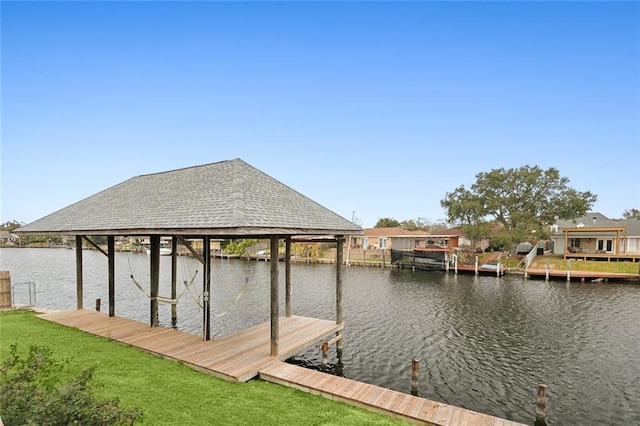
[[11, 281, 37, 307]]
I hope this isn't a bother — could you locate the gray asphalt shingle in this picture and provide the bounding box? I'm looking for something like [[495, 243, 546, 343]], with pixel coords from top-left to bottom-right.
[[17, 159, 363, 236]]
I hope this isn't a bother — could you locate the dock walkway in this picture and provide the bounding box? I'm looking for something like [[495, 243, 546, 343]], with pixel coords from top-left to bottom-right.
[[260, 362, 525, 426], [524, 268, 639, 281], [39, 309, 342, 383], [40, 309, 526, 426]]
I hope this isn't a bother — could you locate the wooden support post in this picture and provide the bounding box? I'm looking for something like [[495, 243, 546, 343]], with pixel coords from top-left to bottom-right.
[[203, 237, 211, 341], [445, 253, 449, 272], [150, 235, 160, 327], [336, 236, 344, 325], [95, 298, 101, 312], [75, 235, 83, 309], [285, 237, 291, 317], [321, 341, 329, 371], [567, 259, 571, 281], [336, 331, 344, 358], [475, 255, 478, 275], [535, 384, 548, 426], [454, 254, 458, 274], [108, 236, 115, 317], [496, 261, 501, 277], [270, 236, 279, 356], [171, 235, 178, 326], [411, 358, 420, 396]]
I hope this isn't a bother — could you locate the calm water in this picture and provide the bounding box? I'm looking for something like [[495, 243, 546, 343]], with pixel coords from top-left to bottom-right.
[[2, 248, 639, 425]]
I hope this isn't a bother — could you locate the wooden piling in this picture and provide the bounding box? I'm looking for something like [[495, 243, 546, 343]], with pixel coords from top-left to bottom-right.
[[411, 358, 420, 396], [0, 271, 12, 308], [475, 256, 478, 275], [567, 259, 571, 281], [321, 341, 329, 371], [171, 236, 178, 326], [535, 384, 548, 426], [108, 236, 115, 317], [545, 261, 549, 281], [270, 236, 279, 355], [150, 235, 160, 327], [336, 236, 344, 325], [75, 235, 83, 309]]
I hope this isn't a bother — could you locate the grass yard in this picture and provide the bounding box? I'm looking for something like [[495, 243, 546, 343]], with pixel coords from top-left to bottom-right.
[[0, 309, 407, 426], [529, 255, 639, 273]]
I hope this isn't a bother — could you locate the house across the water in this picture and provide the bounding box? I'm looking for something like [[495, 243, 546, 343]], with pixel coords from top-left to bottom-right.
[[551, 212, 640, 262]]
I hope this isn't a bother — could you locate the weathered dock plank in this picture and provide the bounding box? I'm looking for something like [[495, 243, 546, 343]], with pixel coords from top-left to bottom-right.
[[38, 310, 342, 383], [259, 361, 527, 426]]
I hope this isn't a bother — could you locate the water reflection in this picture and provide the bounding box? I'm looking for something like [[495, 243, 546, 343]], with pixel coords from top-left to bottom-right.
[[2, 248, 639, 425]]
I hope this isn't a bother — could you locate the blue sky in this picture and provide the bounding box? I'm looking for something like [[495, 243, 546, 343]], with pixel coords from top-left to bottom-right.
[[2, 1, 639, 228]]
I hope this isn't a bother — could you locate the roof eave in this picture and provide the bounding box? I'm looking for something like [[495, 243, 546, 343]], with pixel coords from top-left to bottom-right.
[[15, 226, 364, 238]]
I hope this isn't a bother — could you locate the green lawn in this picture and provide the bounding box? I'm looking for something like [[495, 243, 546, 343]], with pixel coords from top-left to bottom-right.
[[0, 309, 407, 426], [528, 255, 639, 274]]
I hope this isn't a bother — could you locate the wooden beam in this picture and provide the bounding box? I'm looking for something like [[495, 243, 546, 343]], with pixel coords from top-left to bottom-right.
[[150, 235, 160, 327], [285, 237, 291, 317], [336, 235, 344, 324], [562, 226, 625, 233], [203, 237, 211, 340], [176, 235, 205, 264], [270, 236, 279, 356], [82, 236, 108, 257], [75, 235, 83, 310], [107, 236, 115, 317]]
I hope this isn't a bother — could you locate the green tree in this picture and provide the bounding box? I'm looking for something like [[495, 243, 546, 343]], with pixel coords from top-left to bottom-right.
[[0, 220, 23, 232], [399, 217, 446, 232], [440, 165, 597, 248], [374, 218, 400, 228], [622, 208, 640, 220]]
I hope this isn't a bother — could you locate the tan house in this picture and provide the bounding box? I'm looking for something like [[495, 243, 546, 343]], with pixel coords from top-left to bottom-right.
[[349, 227, 430, 251], [551, 212, 640, 261]]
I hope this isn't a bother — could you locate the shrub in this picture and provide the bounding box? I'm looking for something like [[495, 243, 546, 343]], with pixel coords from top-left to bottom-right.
[[0, 343, 143, 425]]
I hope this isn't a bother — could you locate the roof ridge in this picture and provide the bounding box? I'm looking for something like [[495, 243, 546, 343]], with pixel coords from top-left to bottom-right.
[[135, 158, 242, 178]]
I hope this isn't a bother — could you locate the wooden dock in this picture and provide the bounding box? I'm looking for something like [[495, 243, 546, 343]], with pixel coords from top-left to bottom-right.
[[260, 361, 526, 426], [39, 309, 527, 426], [524, 268, 639, 282], [38, 309, 342, 383]]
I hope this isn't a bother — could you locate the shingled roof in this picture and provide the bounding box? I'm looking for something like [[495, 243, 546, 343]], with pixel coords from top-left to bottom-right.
[[17, 159, 363, 237]]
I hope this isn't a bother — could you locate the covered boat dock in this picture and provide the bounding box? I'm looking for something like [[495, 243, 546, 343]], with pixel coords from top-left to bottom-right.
[[17, 159, 363, 381]]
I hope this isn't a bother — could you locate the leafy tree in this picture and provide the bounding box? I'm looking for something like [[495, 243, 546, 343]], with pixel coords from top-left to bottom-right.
[[622, 208, 640, 220], [223, 239, 260, 255], [441, 165, 597, 248], [0, 343, 143, 425], [0, 220, 23, 232], [399, 217, 447, 232], [374, 218, 400, 228]]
